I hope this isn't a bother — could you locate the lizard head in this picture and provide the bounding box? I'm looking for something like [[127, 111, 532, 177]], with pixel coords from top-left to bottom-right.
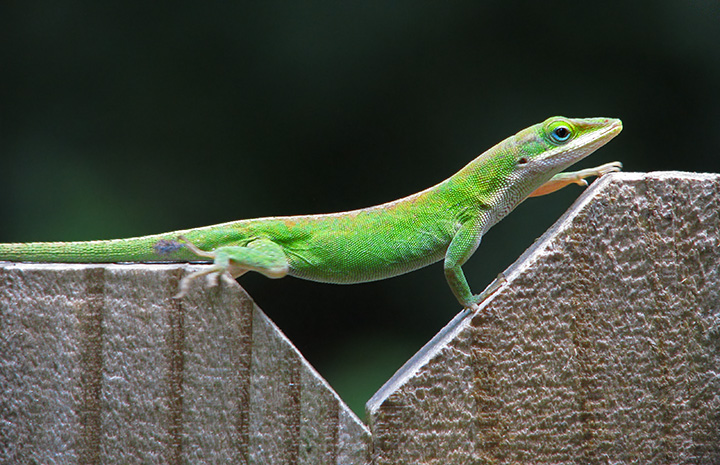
[[504, 116, 623, 197]]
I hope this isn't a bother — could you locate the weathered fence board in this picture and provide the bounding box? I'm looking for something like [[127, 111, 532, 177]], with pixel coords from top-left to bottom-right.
[[0, 263, 370, 464], [367, 172, 720, 464], [2, 172, 719, 464]]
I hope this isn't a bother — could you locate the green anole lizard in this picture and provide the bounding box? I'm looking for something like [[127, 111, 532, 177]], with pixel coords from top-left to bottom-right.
[[0, 116, 622, 308]]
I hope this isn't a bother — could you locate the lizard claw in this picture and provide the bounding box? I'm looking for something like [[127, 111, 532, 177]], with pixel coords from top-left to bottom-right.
[[173, 236, 246, 298], [205, 271, 220, 288], [174, 265, 228, 298], [594, 161, 623, 176], [201, 269, 236, 288]]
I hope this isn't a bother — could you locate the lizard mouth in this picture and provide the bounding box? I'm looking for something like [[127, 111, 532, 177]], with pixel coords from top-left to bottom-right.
[[603, 119, 623, 138], [571, 118, 623, 155]]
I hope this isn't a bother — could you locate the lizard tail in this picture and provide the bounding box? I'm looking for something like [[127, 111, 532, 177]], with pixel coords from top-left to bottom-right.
[[0, 234, 200, 263]]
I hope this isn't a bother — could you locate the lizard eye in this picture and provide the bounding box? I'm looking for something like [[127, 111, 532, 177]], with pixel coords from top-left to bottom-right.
[[550, 125, 572, 143]]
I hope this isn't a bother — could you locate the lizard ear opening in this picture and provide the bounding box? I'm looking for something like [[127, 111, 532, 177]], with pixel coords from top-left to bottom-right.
[[517, 157, 529, 165]]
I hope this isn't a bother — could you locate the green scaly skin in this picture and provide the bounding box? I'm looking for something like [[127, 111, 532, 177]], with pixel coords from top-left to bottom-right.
[[0, 116, 622, 307]]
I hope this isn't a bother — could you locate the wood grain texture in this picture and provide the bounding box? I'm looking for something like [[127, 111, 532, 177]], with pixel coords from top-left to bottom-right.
[[368, 172, 720, 465], [0, 263, 370, 464], [2, 172, 719, 465]]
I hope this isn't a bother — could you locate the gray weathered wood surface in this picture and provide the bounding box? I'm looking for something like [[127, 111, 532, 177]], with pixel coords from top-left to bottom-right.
[[0, 263, 370, 464], [368, 172, 720, 464], [2, 172, 719, 464]]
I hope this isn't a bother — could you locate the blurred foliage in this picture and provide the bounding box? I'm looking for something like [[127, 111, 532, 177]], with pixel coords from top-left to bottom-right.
[[1, 1, 719, 418]]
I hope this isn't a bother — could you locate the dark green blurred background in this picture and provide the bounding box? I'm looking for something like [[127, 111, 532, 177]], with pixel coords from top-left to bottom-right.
[[2, 1, 719, 418]]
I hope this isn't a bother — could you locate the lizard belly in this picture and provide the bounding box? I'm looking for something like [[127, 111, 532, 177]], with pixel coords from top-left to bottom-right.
[[285, 226, 453, 284]]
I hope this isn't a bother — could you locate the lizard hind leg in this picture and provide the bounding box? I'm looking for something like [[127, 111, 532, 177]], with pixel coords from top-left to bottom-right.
[[174, 236, 289, 298]]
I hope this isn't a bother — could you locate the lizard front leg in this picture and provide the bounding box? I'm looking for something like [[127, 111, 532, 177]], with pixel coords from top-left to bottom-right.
[[528, 161, 622, 197], [444, 221, 487, 308]]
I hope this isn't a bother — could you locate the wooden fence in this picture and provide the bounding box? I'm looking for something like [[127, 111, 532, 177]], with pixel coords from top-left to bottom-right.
[[1, 172, 719, 464]]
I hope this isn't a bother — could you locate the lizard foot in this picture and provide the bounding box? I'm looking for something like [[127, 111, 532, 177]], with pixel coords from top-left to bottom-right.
[[173, 236, 238, 299], [466, 272, 506, 310]]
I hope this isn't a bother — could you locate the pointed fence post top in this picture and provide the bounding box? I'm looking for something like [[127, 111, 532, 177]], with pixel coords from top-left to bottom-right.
[[367, 171, 720, 464]]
